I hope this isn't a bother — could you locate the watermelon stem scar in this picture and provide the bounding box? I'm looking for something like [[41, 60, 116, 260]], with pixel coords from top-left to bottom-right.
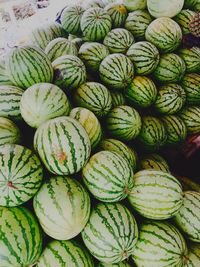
[[7, 181, 18, 190]]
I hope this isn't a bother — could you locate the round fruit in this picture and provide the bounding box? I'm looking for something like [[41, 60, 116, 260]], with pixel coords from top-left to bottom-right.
[[181, 73, 200, 105], [124, 0, 147, 11], [140, 153, 170, 173], [178, 47, 200, 73], [104, 3, 128, 28], [175, 9, 196, 35], [110, 91, 126, 107], [0, 117, 21, 145], [179, 106, 200, 134]]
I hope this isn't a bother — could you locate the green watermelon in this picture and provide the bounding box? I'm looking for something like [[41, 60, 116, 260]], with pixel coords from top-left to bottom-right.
[[98, 262, 131, 267], [99, 53, 134, 90], [184, 0, 200, 11], [125, 76, 157, 108], [6, 46, 53, 89], [0, 59, 13, 85], [0, 144, 43, 207], [0, 117, 21, 145], [128, 169, 183, 219], [145, 17, 182, 53], [154, 84, 186, 114], [186, 243, 200, 267], [110, 91, 126, 107], [69, 107, 102, 149], [81, 7, 112, 41], [140, 153, 170, 173], [178, 47, 200, 73], [179, 106, 200, 134], [106, 105, 142, 141], [34, 116, 91, 175], [74, 82, 112, 117], [82, 202, 138, 264], [34, 176, 90, 240], [52, 55, 87, 91], [104, 3, 128, 28], [0, 206, 42, 267], [124, 0, 147, 11], [127, 41, 160, 75], [175, 9, 196, 34], [181, 73, 200, 105], [132, 221, 188, 267]]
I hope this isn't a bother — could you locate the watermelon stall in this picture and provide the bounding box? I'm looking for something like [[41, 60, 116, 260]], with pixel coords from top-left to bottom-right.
[[0, 0, 200, 266]]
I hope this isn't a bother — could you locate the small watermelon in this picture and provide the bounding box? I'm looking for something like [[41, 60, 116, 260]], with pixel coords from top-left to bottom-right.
[[0, 117, 21, 145], [179, 106, 200, 134], [178, 47, 200, 73], [104, 3, 128, 28], [140, 153, 170, 173], [181, 73, 200, 105], [175, 9, 196, 35]]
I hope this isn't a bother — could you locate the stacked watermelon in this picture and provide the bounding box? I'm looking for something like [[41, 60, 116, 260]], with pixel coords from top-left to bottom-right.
[[0, 0, 200, 266]]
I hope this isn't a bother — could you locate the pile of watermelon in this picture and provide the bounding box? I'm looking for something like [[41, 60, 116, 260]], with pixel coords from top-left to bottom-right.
[[0, 0, 200, 266]]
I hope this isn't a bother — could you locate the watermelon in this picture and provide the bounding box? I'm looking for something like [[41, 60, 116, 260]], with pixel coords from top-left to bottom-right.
[[6, 45, 53, 89], [69, 107, 102, 149], [71, 37, 84, 50], [0, 117, 21, 145], [140, 153, 170, 173], [103, 28, 135, 54], [125, 10, 152, 40], [83, 150, 134, 202], [178, 47, 200, 73], [184, 0, 200, 11], [124, 0, 147, 11], [34, 116, 91, 175], [154, 84, 186, 115], [0, 59, 13, 85], [174, 191, 200, 242], [138, 116, 167, 151], [52, 55, 87, 91], [34, 176, 90, 240], [82, 202, 138, 264], [104, 3, 128, 28], [153, 53, 186, 83], [147, 0, 184, 18], [0, 144, 43, 207], [110, 91, 126, 107], [179, 106, 200, 134], [186, 243, 200, 267], [106, 105, 142, 141], [145, 18, 182, 53], [99, 138, 137, 171], [99, 53, 134, 90], [181, 73, 200, 105], [61, 5, 85, 36], [161, 115, 187, 145], [37, 239, 94, 267], [81, 7, 112, 41], [74, 82, 112, 117], [175, 9, 196, 35], [79, 42, 110, 71], [98, 262, 131, 267], [0, 206, 42, 267], [0, 85, 23, 120], [127, 41, 160, 75], [132, 221, 188, 267], [125, 76, 157, 108]]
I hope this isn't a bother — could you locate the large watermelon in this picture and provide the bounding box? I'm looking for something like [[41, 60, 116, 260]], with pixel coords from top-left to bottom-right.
[[139, 153, 170, 173], [34, 116, 91, 175], [0, 117, 21, 145], [179, 106, 200, 134], [104, 3, 128, 28], [181, 73, 200, 105], [178, 47, 200, 73], [82, 202, 138, 264], [34, 176, 90, 240]]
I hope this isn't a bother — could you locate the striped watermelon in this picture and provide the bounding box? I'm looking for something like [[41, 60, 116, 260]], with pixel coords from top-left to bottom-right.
[[82, 202, 138, 263], [128, 169, 183, 219], [74, 82, 112, 117], [127, 41, 160, 75], [140, 153, 170, 173], [125, 76, 157, 108], [0, 85, 23, 120], [184, 0, 200, 11], [45, 37, 78, 62], [132, 221, 188, 267], [0, 144, 43, 207], [83, 150, 134, 202], [178, 47, 200, 73], [99, 138, 137, 171], [81, 8, 112, 41], [181, 73, 200, 105], [153, 53, 186, 83], [79, 42, 110, 71], [0, 206, 42, 267], [104, 3, 128, 28], [124, 0, 147, 11], [6, 45, 53, 89], [99, 53, 134, 90], [61, 5, 85, 36], [106, 105, 142, 141], [175, 9, 196, 34], [20, 83, 70, 128], [179, 106, 200, 134], [69, 107, 102, 149], [174, 191, 200, 242], [145, 17, 183, 53], [0, 59, 12, 85], [52, 55, 87, 91], [103, 28, 135, 54], [125, 10, 152, 40], [186, 243, 200, 267], [110, 91, 126, 107], [34, 116, 91, 175], [98, 262, 131, 267], [161, 115, 187, 145], [0, 117, 21, 145], [138, 116, 167, 151], [154, 84, 186, 115], [34, 176, 90, 240], [37, 239, 94, 267]]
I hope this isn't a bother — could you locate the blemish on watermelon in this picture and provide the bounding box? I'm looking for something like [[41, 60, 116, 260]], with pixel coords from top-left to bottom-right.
[[7, 181, 18, 190]]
